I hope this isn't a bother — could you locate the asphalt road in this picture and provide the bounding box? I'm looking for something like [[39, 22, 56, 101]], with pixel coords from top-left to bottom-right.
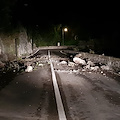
[[0, 53, 58, 120], [0, 50, 120, 120]]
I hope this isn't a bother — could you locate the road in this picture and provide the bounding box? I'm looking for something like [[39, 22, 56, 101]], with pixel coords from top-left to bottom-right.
[[0, 50, 120, 120]]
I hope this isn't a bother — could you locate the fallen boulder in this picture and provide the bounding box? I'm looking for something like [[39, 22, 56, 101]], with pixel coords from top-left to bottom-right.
[[68, 62, 75, 67], [58, 61, 67, 65], [101, 65, 110, 71], [25, 66, 33, 72], [87, 61, 95, 67], [38, 63, 44, 67], [73, 57, 86, 65], [90, 66, 99, 71]]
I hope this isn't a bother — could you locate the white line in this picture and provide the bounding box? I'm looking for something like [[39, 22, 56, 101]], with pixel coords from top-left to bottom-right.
[[48, 50, 67, 120]]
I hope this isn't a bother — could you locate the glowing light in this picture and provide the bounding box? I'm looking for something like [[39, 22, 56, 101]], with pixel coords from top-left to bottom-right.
[[64, 28, 68, 32]]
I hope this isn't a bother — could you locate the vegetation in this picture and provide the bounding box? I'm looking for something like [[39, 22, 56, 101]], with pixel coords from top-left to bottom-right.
[[32, 25, 61, 46]]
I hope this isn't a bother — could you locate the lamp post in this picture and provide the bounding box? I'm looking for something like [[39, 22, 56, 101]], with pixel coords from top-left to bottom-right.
[[62, 27, 68, 46]]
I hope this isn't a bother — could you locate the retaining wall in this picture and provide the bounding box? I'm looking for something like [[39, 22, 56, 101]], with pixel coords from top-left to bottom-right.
[[0, 28, 32, 61]]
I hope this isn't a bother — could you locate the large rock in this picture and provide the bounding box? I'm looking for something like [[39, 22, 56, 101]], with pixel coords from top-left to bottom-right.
[[101, 65, 110, 71], [90, 66, 99, 71], [87, 61, 95, 67], [73, 57, 86, 65], [68, 62, 75, 67], [25, 66, 33, 72]]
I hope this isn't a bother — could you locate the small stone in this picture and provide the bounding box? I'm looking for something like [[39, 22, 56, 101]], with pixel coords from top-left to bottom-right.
[[25, 66, 33, 72], [16, 82, 18, 84], [103, 73, 106, 76], [75, 54, 82, 58], [58, 61, 67, 65], [101, 65, 110, 71], [90, 66, 99, 71], [13, 70, 16, 72], [38, 64, 44, 67], [73, 70, 77, 73], [82, 69, 86, 72], [68, 62, 75, 67], [87, 61, 95, 67]]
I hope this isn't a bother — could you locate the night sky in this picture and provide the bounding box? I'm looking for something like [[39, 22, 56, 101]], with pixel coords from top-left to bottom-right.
[[0, 0, 120, 36], [13, 1, 120, 38], [0, 0, 120, 56]]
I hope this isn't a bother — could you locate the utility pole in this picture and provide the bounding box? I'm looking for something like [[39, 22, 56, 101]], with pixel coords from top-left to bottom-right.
[[62, 27, 68, 46], [15, 38, 18, 58]]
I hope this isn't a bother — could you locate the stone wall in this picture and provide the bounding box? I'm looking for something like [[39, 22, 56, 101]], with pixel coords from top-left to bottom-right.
[[0, 33, 15, 61], [17, 29, 32, 57], [0, 28, 32, 61]]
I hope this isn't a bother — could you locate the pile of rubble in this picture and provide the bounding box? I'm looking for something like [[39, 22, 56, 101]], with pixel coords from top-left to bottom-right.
[[0, 56, 49, 89], [57, 53, 115, 75], [0, 60, 27, 74], [73, 56, 111, 71], [0, 57, 48, 74]]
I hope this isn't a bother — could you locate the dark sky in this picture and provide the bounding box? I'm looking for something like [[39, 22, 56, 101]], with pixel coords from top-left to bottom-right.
[[12, 0, 119, 37], [0, 0, 120, 39]]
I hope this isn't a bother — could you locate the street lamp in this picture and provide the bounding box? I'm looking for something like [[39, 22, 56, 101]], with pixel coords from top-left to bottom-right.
[[62, 27, 68, 45], [64, 28, 68, 32]]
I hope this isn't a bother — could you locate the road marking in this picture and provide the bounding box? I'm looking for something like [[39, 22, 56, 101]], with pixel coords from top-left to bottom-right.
[[48, 50, 67, 120]]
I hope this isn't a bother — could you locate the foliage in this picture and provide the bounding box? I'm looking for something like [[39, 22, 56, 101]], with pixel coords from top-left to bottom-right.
[[32, 25, 61, 46]]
